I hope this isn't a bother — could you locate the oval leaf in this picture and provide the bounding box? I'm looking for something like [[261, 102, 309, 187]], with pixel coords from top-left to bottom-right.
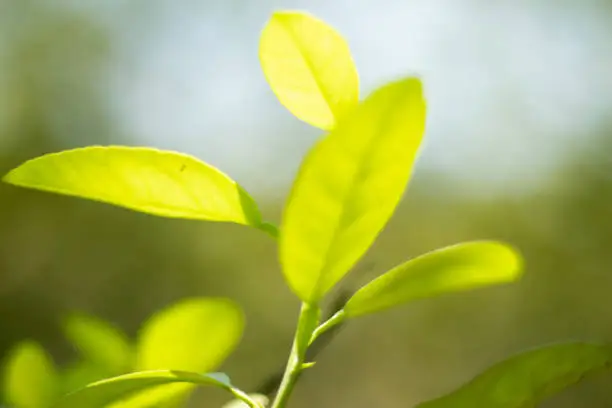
[[3, 146, 262, 226], [54, 370, 242, 408], [136, 297, 243, 371], [416, 342, 612, 408], [3, 340, 59, 408], [260, 10, 359, 130], [111, 298, 243, 407], [62, 313, 133, 375], [280, 77, 426, 302], [344, 241, 522, 317]]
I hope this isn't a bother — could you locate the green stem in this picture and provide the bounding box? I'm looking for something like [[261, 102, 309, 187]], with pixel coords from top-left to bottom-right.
[[270, 303, 320, 408], [308, 310, 346, 347], [230, 388, 266, 408]]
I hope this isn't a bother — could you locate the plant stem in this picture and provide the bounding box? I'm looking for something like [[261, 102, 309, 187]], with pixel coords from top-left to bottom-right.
[[270, 302, 320, 408], [230, 388, 266, 408], [308, 310, 346, 346]]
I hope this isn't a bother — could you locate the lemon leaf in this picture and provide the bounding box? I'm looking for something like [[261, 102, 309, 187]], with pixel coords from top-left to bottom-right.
[[54, 370, 255, 408], [280, 77, 426, 302], [3, 340, 59, 408], [417, 342, 612, 408], [260, 10, 359, 130], [3, 146, 263, 227], [344, 241, 522, 317], [62, 312, 133, 375]]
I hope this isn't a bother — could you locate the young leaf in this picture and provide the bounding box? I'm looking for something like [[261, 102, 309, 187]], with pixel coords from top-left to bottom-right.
[[3, 340, 59, 408], [280, 77, 426, 303], [3, 146, 263, 227], [259, 10, 359, 130], [109, 298, 244, 407], [416, 342, 612, 408], [54, 370, 257, 408], [62, 312, 133, 375], [344, 241, 522, 317]]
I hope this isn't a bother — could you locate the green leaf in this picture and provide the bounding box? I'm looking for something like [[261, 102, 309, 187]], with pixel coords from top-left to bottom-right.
[[3, 146, 263, 227], [259, 10, 359, 130], [60, 361, 115, 397], [62, 312, 133, 375], [280, 77, 426, 303], [54, 370, 250, 408], [106, 297, 244, 407], [3, 340, 59, 408], [259, 221, 280, 239], [416, 342, 612, 408], [136, 297, 243, 372], [344, 241, 522, 317]]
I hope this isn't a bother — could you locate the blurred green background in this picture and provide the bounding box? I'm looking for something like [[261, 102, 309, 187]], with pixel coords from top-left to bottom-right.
[[1, 0, 612, 407]]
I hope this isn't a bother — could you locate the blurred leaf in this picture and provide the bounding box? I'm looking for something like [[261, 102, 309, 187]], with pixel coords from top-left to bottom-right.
[[416, 342, 612, 408], [136, 297, 243, 371], [3, 146, 263, 227], [107, 298, 244, 408], [62, 313, 133, 375], [103, 384, 188, 408], [280, 77, 426, 303], [222, 393, 269, 408], [54, 370, 246, 408], [259, 10, 359, 130], [3, 340, 58, 408], [344, 241, 522, 317]]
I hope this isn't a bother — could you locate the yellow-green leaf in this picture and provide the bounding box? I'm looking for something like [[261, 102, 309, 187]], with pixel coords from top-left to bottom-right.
[[54, 370, 248, 408], [416, 342, 612, 408], [60, 361, 114, 397], [3, 146, 262, 227], [259, 10, 359, 130], [280, 77, 426, 303], [109, 298, 244, 408], [344, 241, 522, 317], [136, 297, 243, 371], [3, 340, 59, 408], [62, 313, 133, 375]]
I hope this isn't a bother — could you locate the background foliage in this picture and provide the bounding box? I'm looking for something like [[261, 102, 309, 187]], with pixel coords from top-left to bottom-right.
[[1, 0, 612, 407]]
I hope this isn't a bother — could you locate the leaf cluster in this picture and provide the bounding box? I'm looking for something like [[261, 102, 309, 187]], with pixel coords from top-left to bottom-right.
[[2, 9, 610, 408]]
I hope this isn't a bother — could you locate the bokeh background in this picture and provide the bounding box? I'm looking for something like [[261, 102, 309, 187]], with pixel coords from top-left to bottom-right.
[[1, 0, 612, 407]]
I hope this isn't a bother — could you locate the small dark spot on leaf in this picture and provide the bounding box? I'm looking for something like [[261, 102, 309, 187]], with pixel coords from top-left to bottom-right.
[[179, 164, 186, 172]]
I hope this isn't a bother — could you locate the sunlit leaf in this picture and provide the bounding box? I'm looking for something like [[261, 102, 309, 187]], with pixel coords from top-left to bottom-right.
[[3, 340, 59, 408], [344, 241, 522, 317], [259, 10, 359, 130], [62, 312, 133, 375], [54, 370, 245, 408], [107, 298, 244, 408], [416, 342, 612, 408], [3, 146, 263, 227], [280, 77, 426, 302]]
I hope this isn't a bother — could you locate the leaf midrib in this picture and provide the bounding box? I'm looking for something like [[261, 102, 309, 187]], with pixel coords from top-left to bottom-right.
[[278, 15, 337, 127], [309, 91, 405, 300]]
